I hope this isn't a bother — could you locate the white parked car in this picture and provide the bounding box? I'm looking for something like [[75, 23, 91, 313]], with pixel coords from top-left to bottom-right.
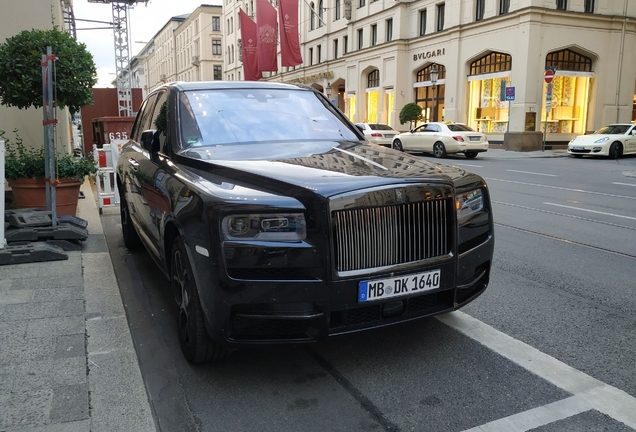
[[355, 123, 399, 147], [567, 123, 636, 159], [392, 122, 489, 159]]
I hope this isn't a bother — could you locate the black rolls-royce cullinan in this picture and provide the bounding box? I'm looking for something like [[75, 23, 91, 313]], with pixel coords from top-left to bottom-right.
[[116, 81, 494, 363]]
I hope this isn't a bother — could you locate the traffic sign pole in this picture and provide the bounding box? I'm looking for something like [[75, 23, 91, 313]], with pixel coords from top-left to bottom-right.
[[542, 68, 557, 151]]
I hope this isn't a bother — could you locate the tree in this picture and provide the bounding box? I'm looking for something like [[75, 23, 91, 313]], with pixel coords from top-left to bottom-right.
[[399, 102, 423, 129], [0, 27, 97, 115]]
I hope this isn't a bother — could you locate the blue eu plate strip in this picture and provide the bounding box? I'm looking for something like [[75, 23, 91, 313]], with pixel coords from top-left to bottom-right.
[[358, 282, 368, 302]]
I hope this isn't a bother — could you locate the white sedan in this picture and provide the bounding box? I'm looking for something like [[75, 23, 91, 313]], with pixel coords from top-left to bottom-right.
[[567, 124, 636, 159], [355, 123, 399, 147], [392, 122, 489, 159]]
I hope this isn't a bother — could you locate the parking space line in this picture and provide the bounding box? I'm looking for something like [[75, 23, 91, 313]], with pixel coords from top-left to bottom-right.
[[461, 395, 593, 432], [612, 182, 636, 187], [438, 311, 636, 430], [506, 170, 557, 177], [543, 202, 636, 221], [452, 163, 484, 168]]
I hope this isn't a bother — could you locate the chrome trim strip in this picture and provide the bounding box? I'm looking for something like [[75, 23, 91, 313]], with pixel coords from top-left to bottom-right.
[[458, 234, 493, 259], [457, 269, 487, 290]]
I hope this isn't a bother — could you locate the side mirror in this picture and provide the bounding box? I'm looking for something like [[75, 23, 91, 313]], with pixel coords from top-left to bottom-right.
[[631, 129, 636, 135], [141, 129, 159, 153]]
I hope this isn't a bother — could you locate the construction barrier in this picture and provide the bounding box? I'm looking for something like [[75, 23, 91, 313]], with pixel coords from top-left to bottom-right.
[[93, 140, 125, 213]]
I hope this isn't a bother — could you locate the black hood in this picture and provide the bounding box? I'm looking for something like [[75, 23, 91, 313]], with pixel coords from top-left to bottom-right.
[[176, 141, 458, 198]]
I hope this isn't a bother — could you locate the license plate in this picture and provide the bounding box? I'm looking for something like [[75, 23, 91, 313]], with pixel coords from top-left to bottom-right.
[[469, 136, 481, 142], [571, 146, 584, 150], [358, 269, 441, 302], [384, 134, 395, 138]]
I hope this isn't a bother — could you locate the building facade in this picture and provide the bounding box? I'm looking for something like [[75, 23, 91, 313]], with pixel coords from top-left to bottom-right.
[[143, 5, 225, 92], [223, 0, 636, 144]]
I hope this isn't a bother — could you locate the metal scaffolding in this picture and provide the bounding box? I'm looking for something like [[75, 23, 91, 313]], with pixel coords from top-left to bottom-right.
[[87, 0, 146, 117]]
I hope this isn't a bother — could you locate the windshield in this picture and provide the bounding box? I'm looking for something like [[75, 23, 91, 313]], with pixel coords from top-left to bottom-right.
[[596, 125, 631, 135], [447, 124, 475, 132], [178, 88, 359, 148]]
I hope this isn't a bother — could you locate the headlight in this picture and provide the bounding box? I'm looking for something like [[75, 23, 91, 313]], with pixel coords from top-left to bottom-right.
[[222, 214, 306, 241], [456, 189, 484, 225], [594, 137, 609, 143]]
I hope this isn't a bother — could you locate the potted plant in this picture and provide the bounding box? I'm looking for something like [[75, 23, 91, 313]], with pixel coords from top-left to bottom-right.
[[2, 129, 98, 215], [0, 26, 97, 215]]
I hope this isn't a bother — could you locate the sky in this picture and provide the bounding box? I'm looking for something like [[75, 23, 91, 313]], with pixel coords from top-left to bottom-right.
[[72, 0, 211, 87]]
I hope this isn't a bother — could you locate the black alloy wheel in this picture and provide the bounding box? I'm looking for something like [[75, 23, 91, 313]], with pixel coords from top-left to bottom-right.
[[171, 237, 226, 363], [433, 142, 447, 158], [609, 142, 622, 159], [120, 193, 141, 250], [465, 152, 478, 159], [392, 139, 404, 152]]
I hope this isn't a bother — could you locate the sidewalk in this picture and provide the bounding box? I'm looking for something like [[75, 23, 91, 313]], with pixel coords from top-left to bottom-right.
[[0, 146, 568, 431], [0, 182, 156, 431]]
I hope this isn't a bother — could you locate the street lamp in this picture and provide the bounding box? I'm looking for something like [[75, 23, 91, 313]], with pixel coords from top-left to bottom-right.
[[326, 82, 332, 100], [430, 64, 439, 122]]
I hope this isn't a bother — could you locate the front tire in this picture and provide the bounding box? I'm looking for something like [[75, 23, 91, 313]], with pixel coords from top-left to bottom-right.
[[392, 139, 403, 152], [465, 152, 478, 159], [171, 237, 227, 363], [120, 192, 141, 250], [609, 142, 622, 159], [433, 142, 447, 158]]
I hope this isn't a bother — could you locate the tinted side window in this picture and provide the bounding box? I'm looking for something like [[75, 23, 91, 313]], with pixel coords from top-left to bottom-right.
[[425, 124, 441, 132], [133, 94, 158, 142], [130, 98, 149, 142], [148, 91, 169, 153]]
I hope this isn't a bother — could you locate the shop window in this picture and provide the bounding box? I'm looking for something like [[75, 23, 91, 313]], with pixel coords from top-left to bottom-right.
[[584, 0, 594, 13], [475, 0, 485, 21], [365, 70, 380, 123], [468, 52, 512, 133], [546, 49, 592, 72], [556, 0, 567, 10], [384, 89, 394, 127], [541, 49, 593, 134], [437, 4, 445, 32], [416, 64, 446, 123], [470, 52, 512, 75], [347, 94, 356, 121], [499, 0, 510, 15]]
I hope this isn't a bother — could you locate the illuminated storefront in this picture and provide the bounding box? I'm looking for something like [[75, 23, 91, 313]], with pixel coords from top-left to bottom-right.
[[366, 69, 380, 123], [468, 52, 511, 134], [540, 49, 592, 134], [384, 89, 394, 127], [346, 93, 356, 122], [415, 64, 445, 124]]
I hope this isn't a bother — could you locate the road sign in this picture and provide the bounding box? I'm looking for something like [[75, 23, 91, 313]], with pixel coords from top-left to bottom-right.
[[505, 86, 515, 101], [546, 83, 553, 112], [544, 69, 555, 84]]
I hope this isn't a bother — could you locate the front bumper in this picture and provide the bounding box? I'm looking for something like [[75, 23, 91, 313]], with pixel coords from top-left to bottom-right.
[[194, 236, 493, 348]]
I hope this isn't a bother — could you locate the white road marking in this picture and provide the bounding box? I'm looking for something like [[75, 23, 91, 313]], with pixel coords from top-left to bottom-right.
[[507, 169, 557, 177], [485, 178, 636, 201], [612, 182, 636, 187], [452, 163, 484, 168], [543, 202, 636, 221], [438, 311, 636, 431]]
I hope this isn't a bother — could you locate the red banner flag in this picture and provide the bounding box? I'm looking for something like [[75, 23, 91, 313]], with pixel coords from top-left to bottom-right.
[[278, 0, 302, 66], [239, 10, 262, 81], [256, 0, 278, 72]]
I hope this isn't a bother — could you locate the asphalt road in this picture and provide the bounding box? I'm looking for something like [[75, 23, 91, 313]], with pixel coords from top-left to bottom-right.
[[100, 152, 636, 432]]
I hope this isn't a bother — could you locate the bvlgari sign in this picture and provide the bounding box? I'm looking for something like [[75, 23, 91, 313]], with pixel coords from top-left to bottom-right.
[[413, 48, 446, 62]]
